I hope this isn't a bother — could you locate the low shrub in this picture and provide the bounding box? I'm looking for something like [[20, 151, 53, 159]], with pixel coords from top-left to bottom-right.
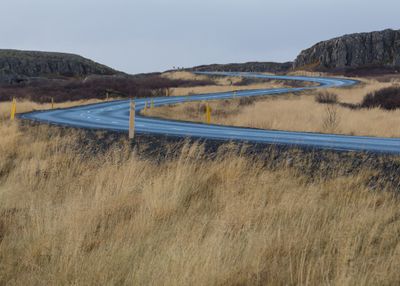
[[361, 86, 400, 110], [0, 75, 214, 103], [315, 92, 338, 104], [322, 104, 340, 133], [238, 97, 256, 106]]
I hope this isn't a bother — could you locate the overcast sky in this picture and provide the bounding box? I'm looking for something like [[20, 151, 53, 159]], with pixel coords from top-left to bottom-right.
[[1, 0, 399, 74]]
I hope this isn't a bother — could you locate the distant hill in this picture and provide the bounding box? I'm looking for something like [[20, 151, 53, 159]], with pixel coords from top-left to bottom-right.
[[188, 62, 293, 74], [293, 29, 400, 74], [0, 49, 120, 84]]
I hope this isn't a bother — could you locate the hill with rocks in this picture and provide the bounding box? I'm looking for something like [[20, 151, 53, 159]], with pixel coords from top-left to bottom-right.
[[293, 29, 400, 74], [189, 62, 293, 74], [0, 50, 120, 84]]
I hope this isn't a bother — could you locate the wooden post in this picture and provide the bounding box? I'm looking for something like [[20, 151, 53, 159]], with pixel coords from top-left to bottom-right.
[[129, 100, 135, 139]]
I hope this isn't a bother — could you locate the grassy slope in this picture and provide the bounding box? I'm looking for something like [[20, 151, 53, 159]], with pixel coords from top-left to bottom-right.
[[0, 119, 400, 285], [146, 77, 400, 138]]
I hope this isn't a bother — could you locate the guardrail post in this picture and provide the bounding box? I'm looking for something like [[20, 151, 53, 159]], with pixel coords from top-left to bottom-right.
[[129, 100, 135, 139]]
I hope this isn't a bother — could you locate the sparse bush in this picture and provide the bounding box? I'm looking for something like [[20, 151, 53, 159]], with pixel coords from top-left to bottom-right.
[[238, 96, 256, 106], [361, 86, 400, 110], [322, 104, 340, 133], [315, 91, 338, 104]]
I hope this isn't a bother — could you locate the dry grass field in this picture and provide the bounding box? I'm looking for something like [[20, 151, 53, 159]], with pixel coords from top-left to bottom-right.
[[162, 71, 289, 96], [1, 74, 400, 285], [0, 99, 107, 121], [146, 78, 400, 138], [1, 116, 400, 285]]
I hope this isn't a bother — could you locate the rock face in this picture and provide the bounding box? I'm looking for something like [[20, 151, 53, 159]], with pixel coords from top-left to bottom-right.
[[293, 29, 400, 71], [0, 50, 119, 84]]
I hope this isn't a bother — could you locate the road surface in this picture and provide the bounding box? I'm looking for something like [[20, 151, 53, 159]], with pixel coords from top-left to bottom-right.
[[19, 72, 400, 154]]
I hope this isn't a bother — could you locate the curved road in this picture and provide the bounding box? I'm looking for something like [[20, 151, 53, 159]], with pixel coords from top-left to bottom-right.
[[19, 72, 400, 154]]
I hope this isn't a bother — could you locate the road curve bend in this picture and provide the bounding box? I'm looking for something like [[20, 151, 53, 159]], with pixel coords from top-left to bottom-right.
[[19, 72, 400, 154]]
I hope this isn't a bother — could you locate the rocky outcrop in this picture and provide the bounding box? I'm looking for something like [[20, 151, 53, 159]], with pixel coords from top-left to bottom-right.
[[293, 29, 400, 72], [0, 50, 119, 84]]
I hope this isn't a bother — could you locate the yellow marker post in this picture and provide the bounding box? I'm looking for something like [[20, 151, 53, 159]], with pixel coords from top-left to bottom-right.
[[51, 97, 54, 109], [10, 98, 16, 120], [129, 100, 135, 139], [143, 101, 148, 112]]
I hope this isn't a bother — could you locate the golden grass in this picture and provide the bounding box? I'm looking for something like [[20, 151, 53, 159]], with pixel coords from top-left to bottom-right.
[[145, 79, 400, 138], [162, 71, 211, 81], [162, 71, 287, 96], [0, 99, 108, 120], [1, 121, 400, 285]]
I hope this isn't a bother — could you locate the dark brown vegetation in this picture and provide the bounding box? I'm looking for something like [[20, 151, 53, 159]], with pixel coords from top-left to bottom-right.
[[189, 61, 293, 73], [315, 91, 339, 104], [361, 86, 400, 110], [0, 74, 214, 103]]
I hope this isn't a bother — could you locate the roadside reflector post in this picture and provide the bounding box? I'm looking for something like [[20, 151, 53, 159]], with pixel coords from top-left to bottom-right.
[[51, 97, 54, 109], [10, 98, 16, 120], [129, 100, 135, 139], [150, 99, 154, 109]]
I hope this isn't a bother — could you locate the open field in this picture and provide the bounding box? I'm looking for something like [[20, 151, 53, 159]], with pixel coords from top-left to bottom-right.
[[162, 71, 291, 96], [2, 74, 400, 285], [1, 118, 400, 285], [145, 77, 400, 138]]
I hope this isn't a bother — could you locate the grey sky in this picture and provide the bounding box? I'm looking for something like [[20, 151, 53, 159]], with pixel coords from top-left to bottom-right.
[[1, 0, 399, 74]]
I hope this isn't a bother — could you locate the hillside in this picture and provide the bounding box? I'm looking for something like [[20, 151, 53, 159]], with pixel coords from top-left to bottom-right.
[[293, 29, 400, 74], [0, 49, 119, 84], [189, 61, 293, 74]]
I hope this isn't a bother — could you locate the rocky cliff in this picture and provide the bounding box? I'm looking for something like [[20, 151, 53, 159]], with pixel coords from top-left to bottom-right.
[[293, 29, 400, 72], [0, 50, 119, 84]]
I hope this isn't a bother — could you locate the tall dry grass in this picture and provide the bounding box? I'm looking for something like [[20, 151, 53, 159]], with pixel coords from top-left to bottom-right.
[[1, 120, 400, 285], [145, 80, 400, 138]]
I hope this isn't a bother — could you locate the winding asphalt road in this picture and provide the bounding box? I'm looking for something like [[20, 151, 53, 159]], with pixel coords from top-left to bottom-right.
[[19, 72, 400, 154]]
